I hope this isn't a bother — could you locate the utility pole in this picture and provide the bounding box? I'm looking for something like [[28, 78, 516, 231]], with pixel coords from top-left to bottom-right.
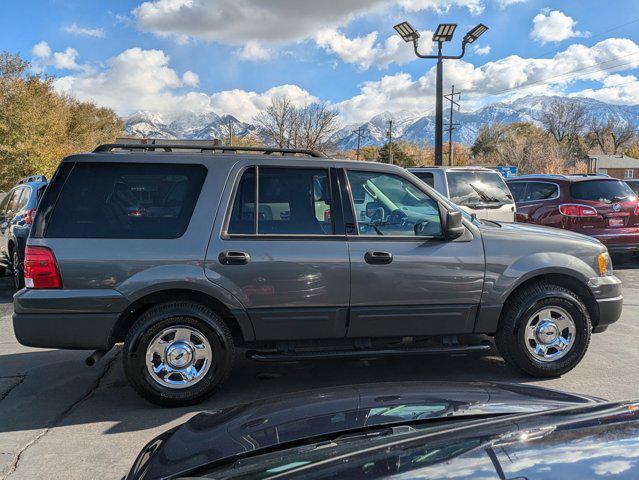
[[387, 120, 393, 165], [444, 85, 461, 166], [352, 127, 364, 160], [227, 118, 234, 146]]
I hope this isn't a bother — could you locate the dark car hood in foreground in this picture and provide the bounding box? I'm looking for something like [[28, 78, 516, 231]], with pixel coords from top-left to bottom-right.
[[127, 382, 601, 480]]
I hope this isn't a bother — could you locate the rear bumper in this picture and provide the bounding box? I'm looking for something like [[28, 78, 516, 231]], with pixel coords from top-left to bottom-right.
[[13, 312, 119, 350], [12, 287, 127, 350], [591, 233, 639, 252]]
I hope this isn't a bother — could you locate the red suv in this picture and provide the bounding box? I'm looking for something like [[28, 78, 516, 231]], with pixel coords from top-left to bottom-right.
[[506, 174, 639, 253]]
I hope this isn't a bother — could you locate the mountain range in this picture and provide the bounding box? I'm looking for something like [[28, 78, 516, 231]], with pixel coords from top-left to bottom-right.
[[123, 95, 639, 150]]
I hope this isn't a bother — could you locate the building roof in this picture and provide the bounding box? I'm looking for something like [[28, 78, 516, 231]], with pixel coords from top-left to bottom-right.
[[589, 154, 639, 169]]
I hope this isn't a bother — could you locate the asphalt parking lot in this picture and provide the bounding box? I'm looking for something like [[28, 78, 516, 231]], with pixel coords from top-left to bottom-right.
[[1, 261, 638, 480]]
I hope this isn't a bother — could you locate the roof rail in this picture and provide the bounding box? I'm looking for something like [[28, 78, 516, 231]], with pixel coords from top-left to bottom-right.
[[514, 174, 567, 179], [17, 174, 47, 185], [93, 143, 328, 158]]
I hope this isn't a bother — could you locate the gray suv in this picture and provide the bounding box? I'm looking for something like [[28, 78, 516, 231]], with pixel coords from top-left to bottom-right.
[[13, 144, 623, 407]]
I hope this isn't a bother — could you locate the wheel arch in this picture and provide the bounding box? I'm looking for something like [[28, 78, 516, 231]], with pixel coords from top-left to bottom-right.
[[110, 288, 254, 348], [500, 273, 599, 329]]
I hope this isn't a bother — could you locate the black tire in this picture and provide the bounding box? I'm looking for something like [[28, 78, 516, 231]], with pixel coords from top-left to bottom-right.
[[12, 250, 24, 290], [123, 301, 235, 407], [495, 283, 591, 378]]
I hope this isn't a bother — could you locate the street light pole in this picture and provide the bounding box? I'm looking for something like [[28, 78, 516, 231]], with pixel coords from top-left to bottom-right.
[[435, 42, 443, 165], [394, 22, 488, 166]]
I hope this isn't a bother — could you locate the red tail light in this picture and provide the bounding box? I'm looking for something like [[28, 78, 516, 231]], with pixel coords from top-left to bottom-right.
[[23, 246, 62, 289], [21, 208, 36, 225], [634, 204, 639, 215], [559, 204, 598, 217]]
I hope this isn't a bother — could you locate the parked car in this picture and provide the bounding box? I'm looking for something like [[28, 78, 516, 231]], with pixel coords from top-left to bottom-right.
[[507, 174, 639, 254], [408, 166, 516, 222], [125, 382, 638, 480], [13, 143, 622, 407], [625, 178, 639, 195], [0, 175, 48, 289]]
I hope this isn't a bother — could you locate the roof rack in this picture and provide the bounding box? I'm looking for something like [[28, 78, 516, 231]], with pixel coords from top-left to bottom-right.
[[17, 174, 47, 185], [93, 143, 328, 158]]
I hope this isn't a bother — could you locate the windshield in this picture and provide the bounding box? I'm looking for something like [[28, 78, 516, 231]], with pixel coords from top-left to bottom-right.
[[446, 171, 512, 207], [570, 180, 637, 204]]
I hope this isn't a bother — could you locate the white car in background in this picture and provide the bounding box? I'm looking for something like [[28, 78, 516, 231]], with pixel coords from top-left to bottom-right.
[[408, 166, 516, 222]]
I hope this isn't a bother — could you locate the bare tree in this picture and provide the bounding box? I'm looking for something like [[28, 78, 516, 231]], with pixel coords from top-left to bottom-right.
[[539, 99, 587, 144], [609, 118, 636, 154], [297, 102, 340, 151], [586, 116, 636, 154], [254, 95, 297, 148], [255, 96, 341, 152]]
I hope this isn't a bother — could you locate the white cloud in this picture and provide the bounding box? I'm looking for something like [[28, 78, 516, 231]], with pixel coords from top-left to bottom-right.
[[52, 47, 316, 122], [236, 41, 273, 61], [30, 41, 85, 72], [209, 85, 317, 121], [473, 44, 491, 55], [531, 10, 585, 45], [31, 41, 52, 58], [133, 0, 485, 45], [182, 70, 199, 86], [572, 74, 639, 105], [496, 0, 527, 7], [336, 37, 639, 123], [315, 28, 433, 70], [62, 23, 105, 38]]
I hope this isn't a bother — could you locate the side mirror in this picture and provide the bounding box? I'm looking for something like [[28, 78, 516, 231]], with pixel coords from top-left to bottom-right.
[[444, 210, 465, 239]]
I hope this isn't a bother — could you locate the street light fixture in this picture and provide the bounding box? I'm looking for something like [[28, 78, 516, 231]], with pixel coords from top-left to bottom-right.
[[463, 23, 488, 44], [393, 21, 420, 42], [432, 23, 457, 42], [394, 21, 489, 165]]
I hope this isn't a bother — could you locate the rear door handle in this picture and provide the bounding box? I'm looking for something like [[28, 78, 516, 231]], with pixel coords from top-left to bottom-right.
[[219, 251, 250, 265], [364, 251, 393, 265]]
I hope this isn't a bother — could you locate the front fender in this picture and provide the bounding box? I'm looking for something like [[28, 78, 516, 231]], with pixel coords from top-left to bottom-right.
[[475, 252, 597, 334]]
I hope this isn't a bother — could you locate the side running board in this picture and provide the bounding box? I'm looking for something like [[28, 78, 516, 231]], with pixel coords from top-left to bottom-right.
[[246, 342, 492, 362]]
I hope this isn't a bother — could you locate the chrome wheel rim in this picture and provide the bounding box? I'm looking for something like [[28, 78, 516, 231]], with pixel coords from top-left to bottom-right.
[[524, 307, 576, 363], [145, 325, 213, 389]]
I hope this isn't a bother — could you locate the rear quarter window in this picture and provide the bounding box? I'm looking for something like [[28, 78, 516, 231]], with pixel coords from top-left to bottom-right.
[[570, 180, 636, 203], [44, 162, 207, 239]]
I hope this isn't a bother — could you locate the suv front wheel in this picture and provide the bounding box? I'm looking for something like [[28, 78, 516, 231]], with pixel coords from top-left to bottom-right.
[[123, 301, 235, 407], [496, 283, 592, 377]]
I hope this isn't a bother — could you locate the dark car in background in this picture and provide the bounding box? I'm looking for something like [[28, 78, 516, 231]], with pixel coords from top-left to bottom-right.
[[125, 382, 639, 480], [0, 175, 47, 289], [507, 174, 639, 254]]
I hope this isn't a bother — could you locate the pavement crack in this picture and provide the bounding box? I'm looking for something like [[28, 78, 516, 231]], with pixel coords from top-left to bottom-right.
[[1, 350, 120, 480], [0, 375, 25, 402]]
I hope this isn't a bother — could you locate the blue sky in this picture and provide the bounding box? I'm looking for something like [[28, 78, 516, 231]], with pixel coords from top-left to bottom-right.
[[2, 0, 639, 125]]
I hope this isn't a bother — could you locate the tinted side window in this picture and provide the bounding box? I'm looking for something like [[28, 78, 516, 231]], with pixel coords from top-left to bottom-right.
[[524, 182, 558, 201], [45, 162, 207, 239], [347, 171, 442, 237], [228, 167, 334, 236], [413, 172, 434, 187], [506, 182, 526, 202], [16, 188, 30, 211]]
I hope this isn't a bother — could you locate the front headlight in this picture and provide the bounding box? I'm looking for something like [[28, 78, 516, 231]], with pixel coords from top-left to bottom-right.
[[597, 252, 613, 277]]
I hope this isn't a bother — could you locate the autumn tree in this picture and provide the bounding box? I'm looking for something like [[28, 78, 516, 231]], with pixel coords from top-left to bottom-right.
[[0, 51, 122, 190], [587, 116, 636, 154]]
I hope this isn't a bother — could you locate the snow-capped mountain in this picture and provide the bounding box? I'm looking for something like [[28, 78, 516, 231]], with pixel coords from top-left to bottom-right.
[[123, 96, 639, 149]]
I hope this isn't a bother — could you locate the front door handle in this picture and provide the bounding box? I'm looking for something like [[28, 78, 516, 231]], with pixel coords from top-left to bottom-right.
[[364, 251, 393, 265], [219, 251, 250, 265]]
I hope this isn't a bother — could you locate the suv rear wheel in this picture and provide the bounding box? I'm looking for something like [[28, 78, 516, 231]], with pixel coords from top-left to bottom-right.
[[496, 283, 591, 377], [123, 301, 235, 407]]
